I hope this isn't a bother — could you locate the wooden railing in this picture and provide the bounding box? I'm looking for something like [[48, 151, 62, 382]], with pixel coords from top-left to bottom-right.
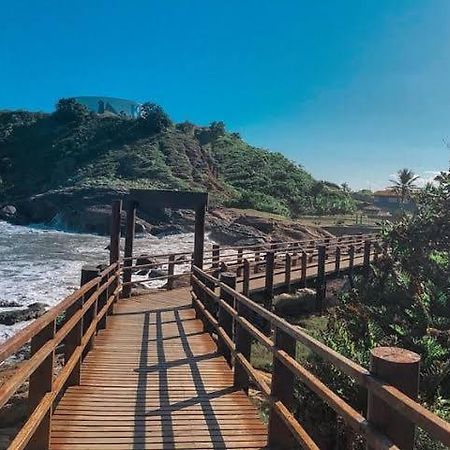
[[191, 266, 450, 449], [120, 233, 379, 297], [0, 262, 121, 450]]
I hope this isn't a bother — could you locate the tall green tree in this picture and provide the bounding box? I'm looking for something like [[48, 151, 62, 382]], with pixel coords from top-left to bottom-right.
[[390, 168, 419, 203]]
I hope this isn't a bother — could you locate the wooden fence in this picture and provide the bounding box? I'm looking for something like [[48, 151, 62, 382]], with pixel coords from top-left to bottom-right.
[[0, 262, 121, 450], [191, 266, 450, 449]]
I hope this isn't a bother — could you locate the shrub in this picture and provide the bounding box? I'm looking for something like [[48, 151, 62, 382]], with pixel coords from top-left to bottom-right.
[[138, 102, 173, 133]]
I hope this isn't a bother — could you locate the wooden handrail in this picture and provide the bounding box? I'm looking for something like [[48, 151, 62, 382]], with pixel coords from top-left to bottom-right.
[[121, 233, 379, 262], [191, 266, 450, 448], [0, 262, 121, 450], [0, 262, 118, 363], [121, 234, 379, 294]]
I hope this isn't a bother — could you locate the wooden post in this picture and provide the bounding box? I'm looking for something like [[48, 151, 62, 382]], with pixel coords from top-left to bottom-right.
[[97, 267, 109, 330], [233, 300, 251, 392], [373, 242, 380, 263], [236, 247, 244, 277], [301, 251, 307, 288], [167, 254, 175, 290], [212, 244, 220, 269], [27, 320, 55, 450], [335, 246, 341, 274], [264, 251, 275, 310], [64, 293, 83, 387], [268, 327, 297, 449], [193, 202, 206, 269], [254, 248, 261, 274], [195, 272, 214, 334], [242, 259, 250, 297], [218, 272, 236, 365], [348, 244, 355, 284], [291, 250, 298, 267], [316, 245, 326, 311], [363, 239, 371, 277], [109, 199, 122, 265], [122, 200, 137, 298], [367, 347, 420, 450], [285, 253, 292, 292], [324, 237, 330, 259], [80, 266, 100, 354]]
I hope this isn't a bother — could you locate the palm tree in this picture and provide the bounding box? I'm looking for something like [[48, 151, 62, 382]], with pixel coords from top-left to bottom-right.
[[390, 168, 419, 204]]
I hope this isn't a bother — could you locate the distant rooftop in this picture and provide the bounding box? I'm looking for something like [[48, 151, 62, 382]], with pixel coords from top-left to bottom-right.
[[74, 96, 141, 118], [373, 189, 398, 197]]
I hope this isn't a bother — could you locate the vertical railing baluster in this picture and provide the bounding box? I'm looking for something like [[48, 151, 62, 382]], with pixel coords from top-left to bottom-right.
[[363, 239, 371, 277], [316, 245, 326, 311], [167, 254, 175, 290], [301, 251, 307, 288], [264, 251, 275, 310], [242, 259, 250, 297], [122, 200, 137, 298], [268, 326, 297, 449], [335, 246, 341, 274], [212, 244, 220, 271], [237, 247, 243, 277], [27, 320, 56, 450], [285, 253, 292, 292], [218, 272, 236, 365], [233, 299, 251, 392]]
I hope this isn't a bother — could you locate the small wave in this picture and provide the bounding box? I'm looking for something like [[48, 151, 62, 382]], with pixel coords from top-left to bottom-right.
[[0, 222, 213, 343]]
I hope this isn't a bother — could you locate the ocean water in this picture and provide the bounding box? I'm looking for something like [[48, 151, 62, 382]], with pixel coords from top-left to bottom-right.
[[0, 221, 205, 342]]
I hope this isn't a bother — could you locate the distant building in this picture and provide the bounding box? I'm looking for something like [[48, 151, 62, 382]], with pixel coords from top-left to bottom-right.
[[74, 96, 141, 118], [373, 189, 414, 211]]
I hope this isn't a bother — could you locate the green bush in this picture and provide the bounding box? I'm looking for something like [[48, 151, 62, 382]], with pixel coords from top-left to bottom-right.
[[302, 169, 450, 448]]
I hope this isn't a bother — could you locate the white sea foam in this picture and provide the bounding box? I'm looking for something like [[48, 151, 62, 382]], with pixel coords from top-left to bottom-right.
[[0, 221, 209, 343]]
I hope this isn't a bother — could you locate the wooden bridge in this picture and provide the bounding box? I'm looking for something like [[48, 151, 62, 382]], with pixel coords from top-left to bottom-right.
[[1, 197, 450, 449]]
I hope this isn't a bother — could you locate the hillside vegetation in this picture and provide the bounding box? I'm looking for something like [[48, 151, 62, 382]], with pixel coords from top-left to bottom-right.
[[0, 99, 355, 217]]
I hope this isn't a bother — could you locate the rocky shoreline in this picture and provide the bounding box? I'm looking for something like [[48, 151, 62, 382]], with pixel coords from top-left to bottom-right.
[[0, 187, 333, 245]]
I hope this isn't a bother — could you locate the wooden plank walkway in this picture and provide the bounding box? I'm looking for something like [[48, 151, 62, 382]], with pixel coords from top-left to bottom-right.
[[50, 288, 268, 449], [238, 254, 365, 293]]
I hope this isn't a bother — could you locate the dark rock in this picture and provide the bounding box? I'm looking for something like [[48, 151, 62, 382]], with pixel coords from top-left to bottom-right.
[[151, 224, 185, 236], [135, 255, 157, 275], [209, 222, 266, 246], [136, 255, 157, 267], [160, 274, 191, 289], [0, 300, 21, 308], [148, 268, 168, 279], [0, 302, 48, 326], [0, 205, 17, 220], [235, 215, 275, 234]]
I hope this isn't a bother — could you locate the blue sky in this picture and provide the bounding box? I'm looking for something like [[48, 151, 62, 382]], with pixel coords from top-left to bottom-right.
[[1, 1, 449, 189]]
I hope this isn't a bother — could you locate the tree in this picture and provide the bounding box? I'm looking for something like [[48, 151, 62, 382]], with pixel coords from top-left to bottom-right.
[[390, 168, 419, 203], [138, 102, 172, 133], [341, 182, 351, 194], [209, 121, 226, 139], [314, 169, 450, 448], [54, 98, 89, 123]]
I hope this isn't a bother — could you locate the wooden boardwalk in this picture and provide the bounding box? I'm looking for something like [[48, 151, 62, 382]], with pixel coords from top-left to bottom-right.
[[50, 288, 268, 449]]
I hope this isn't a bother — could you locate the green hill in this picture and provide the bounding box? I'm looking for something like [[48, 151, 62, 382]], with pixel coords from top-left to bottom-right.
[[0, 99, 355, 218]]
